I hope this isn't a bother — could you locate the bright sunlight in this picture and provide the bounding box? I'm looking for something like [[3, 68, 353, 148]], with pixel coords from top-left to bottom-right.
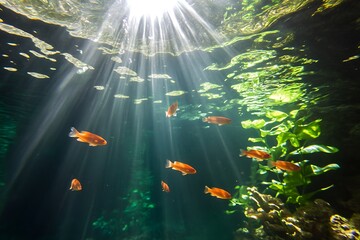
[[126, 0, 179, 18]]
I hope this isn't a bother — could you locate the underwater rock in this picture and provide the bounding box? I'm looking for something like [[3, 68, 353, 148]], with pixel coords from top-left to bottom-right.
[[350, 214, 360, 233], [330, 214, 360, 240], [235, 187, 360, 240]]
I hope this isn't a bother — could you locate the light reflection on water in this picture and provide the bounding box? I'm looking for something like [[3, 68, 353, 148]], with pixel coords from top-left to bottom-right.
[[0, 1, 359, 239]]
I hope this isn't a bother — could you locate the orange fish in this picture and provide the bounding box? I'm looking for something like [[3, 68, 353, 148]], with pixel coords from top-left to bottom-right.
[[203, 116, 232, 126], [69, 178, 82, 191], [166, 101, 178, 117], [165, 160, 196, 175], [204, 186, 232, 200], [270, 160, 301, 172], [240, 149, 271, 161], [69, 127, 107, 146], [161, 181, 170, 192]]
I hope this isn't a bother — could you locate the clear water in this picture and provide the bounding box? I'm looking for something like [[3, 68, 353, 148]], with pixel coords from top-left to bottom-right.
[[0, 1, 359, 240]]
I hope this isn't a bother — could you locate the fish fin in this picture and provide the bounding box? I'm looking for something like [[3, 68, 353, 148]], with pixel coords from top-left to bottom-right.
[[89, 143, 97, 146], [69, 127, 79, 137], [268, 160, 276, 168], [165, 160, 172, 168], [202, 117, 207, 123], [218, 124, 223, 126], [80, 131, 91, 134], [165, 111, 170, 117], [239, 149, 246, 157], [181, 172, 187, 176], [173, 112, 177, 116], [204, 186, 210, 194], [76, 138, 86, 142]]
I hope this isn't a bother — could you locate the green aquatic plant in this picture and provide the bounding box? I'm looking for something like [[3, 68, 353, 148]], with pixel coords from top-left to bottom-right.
[[231, 106, 340, 208], [91, 138, 155, 239]]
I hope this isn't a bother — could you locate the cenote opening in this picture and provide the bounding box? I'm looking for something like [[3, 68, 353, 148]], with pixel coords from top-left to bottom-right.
[[0, 0, 359, 240]]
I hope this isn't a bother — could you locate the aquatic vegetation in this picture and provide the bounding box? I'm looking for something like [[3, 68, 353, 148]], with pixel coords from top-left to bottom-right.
[[228, 104, 344, 237], [236, 107, 340, 205], [228, 105, 341, 239], [92, 185, 155, 238], [92, 141, 155, 239]]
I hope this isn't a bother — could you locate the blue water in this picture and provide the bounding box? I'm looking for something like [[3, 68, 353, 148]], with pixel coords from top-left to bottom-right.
[[0, 1, 359, 240]]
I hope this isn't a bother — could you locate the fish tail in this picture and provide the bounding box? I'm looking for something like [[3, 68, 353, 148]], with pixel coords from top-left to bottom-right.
[[268, 160, 275, 168], [239, 149, 246, 157], [204, 186, 210, 194], [165, 111, 169, 117], [202, 117, 208, 123], [165, 160, 173, 168], [69, 127, 79, 137]]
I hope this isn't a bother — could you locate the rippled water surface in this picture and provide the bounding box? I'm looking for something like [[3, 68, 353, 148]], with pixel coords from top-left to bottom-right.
[[0, 0, 359, 239]]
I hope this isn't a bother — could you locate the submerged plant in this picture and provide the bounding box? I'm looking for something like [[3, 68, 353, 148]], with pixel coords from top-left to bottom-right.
[[230, 105, 339, 212]]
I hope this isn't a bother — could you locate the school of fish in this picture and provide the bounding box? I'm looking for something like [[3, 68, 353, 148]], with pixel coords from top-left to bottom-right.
[[68, 100, 301, 202]]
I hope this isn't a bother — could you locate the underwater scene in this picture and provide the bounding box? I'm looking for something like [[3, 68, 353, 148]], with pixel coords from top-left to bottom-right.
[[0, 0, 359, 239]]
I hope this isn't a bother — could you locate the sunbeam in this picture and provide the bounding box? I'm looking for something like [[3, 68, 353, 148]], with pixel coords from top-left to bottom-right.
[[1, 0, 357, 240], [126, 0, 179, 18]]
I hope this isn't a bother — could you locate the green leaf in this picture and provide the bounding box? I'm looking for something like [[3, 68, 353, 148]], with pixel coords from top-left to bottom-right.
[[270, 145, 287, 159], [289, 136, 300, 148], [260, 129, 270, 137], [309, 163, 340, 176], [266, 110, 288, 122], [289, 145, 339, 155], [269, 123, 290, 135], [276, 132, 299, 147], [229, 185, 252, 207], [225, 210, 237, 214], [248, 137, 266, 143], [294, 119, 322, 139], [289, 185, 334, 205], [289, 110, 299, 119], [283, 171, 311, 187], [241, 119, 266, 129]]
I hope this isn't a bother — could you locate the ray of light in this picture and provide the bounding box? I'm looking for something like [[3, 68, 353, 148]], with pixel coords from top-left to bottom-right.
[[2, 1, 247, 239]]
